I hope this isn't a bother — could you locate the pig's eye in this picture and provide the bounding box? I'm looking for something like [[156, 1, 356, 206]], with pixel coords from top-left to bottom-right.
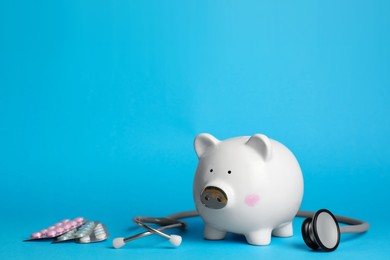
[[210, 169, 213, 173], [228, 170, 232, 174]]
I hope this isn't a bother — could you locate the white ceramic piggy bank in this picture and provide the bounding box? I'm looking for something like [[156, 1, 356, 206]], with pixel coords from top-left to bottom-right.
[[193, 133, 304, 246]]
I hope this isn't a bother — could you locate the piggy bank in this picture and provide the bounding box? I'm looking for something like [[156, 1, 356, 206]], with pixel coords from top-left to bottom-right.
[[193, 133, 304, 246]]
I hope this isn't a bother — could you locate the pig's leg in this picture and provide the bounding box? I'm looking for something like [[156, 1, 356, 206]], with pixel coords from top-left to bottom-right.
[[204, 224, 227, 240], [244, 229, 272, 245], [272, 222, 293, 237]]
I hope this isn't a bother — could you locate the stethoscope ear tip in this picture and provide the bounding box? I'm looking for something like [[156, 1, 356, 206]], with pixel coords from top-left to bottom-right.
[[113, 237, 125, 249], [169, 235, 182, 247]]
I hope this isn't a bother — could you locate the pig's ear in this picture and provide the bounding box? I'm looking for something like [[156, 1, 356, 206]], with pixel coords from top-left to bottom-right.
[[246, 134, 272, 161], [194, 133, 219, 158]]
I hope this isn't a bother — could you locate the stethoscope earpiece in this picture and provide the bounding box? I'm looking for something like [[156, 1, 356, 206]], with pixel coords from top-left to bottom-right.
[[301, 209, 341, 252]]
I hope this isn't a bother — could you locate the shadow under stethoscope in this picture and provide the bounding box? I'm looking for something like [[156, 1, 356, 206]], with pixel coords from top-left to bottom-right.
[[290, 231, 368, 252]]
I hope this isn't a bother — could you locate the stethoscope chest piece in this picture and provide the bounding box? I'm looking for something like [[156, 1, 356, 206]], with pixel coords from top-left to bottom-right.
[[301, 209, 340, 252]]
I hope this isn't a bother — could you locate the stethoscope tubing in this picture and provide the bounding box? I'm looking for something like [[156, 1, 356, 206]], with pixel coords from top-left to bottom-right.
[[125, 209, 369, 243]]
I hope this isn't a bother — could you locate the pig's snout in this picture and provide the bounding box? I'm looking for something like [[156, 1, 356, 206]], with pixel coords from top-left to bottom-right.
[[200, 186, 228, 209]]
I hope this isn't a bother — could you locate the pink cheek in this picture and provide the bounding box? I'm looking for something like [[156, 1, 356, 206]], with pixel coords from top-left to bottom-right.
[[245, 194, 260, 207]]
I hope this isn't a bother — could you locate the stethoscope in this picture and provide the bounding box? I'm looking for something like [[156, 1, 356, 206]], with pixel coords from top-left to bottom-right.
[[113, 209, 369, 252]]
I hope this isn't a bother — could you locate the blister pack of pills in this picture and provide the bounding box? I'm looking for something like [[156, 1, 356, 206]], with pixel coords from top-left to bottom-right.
[[76, 222, 109, 243], [53, 221, 109, 243], [26, 217, 85, 240], [25, 217, 109, 244]]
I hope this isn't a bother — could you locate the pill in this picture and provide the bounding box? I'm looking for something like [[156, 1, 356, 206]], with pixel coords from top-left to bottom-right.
[[79, 236, 90, 243], [40, 229, 48, 235], [70, 221, 77, 227], [31, 232, 41, 239], [55, 222, 63, 227], [95, 233, 106, 240], [62, 219, 70, 224], [56, 227, 64, 234], [75, 217, 84, 223], [63, 223, 71, 230], [57, 236, 66, 241], [48, 226, 56, 230], [47, 230, 57, 237]]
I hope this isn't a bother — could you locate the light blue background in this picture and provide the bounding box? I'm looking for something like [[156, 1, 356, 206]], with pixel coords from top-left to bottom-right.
[[1, 0, 389, 259]]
